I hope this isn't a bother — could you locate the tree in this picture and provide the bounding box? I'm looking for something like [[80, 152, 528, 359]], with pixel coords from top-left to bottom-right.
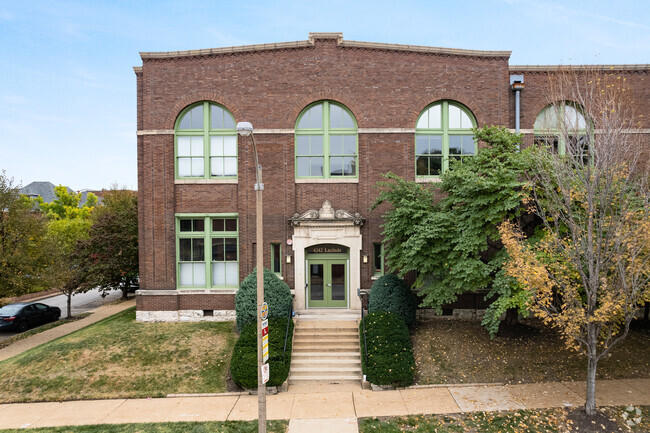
[[38, 186, 95, 318], [80, 188, 138, 298], [373, 126, 536, 335], [499, 68, 650, 415], [0, 171, 47, 298]]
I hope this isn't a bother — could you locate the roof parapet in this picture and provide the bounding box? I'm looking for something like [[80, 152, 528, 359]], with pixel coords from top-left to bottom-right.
[[138, 32, 511, 60]]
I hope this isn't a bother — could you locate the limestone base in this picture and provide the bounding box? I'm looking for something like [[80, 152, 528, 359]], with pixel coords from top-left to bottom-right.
[[136, 309, 236, 322]]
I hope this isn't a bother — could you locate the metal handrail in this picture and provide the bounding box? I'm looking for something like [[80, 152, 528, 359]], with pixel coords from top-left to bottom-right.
[[357, 288, 369, 366], [282, 299, 294, 365]]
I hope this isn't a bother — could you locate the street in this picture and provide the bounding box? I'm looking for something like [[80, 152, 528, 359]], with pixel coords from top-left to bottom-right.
[[0, 288, 124, 341]]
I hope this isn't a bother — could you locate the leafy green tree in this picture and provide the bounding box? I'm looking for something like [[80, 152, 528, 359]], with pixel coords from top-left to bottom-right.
[[0, 171, 47, 298], [373, 126, 536, 335], [500, 69, 650, 415], [38, 186, 94, 318], [80, 188, 138, 298]]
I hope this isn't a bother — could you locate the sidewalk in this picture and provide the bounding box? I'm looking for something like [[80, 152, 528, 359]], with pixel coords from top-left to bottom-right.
[[0, 298, 135, 362], [0, 378, 648, 431]]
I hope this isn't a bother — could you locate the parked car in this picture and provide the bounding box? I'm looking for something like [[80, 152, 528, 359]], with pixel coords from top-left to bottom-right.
[[0, 302, 61, 333]]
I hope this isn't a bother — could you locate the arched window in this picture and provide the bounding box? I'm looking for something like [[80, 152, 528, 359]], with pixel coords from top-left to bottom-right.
[[175, 102, 237, 179], [295, 101, 358, 179], [415, 101, 477, 177], [534, 102, 589, 157]]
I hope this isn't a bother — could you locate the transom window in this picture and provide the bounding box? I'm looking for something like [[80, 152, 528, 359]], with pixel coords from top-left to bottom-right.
[[175, 102, 237, 179], [415, 101, 477, 177], [176, 215, 238, 289], [534, 102, 589, 158], [295, 101, 358, 179]]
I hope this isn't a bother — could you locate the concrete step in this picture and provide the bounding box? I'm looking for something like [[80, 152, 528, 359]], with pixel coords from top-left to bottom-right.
[[293, 344, 359, 352], [293, 335, 359, 344], [290, 367, 361, 376], [288, 375, 360, 384], [292, 361, 361, 370], [293, 329, 359, 336], [295, 320, 359, 329], [292, 351, 361, 360]]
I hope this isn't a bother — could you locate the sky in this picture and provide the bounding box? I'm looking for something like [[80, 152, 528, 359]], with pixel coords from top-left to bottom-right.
[[1, 0, 648, 191]]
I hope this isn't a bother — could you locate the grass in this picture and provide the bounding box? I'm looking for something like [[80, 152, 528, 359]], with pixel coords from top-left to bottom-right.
[[412, 319, 650, 385], [0, 420, 289, 433], [0, 313, 91, 350], [358, 406, 650, 432], [0, 307, 236, 403]]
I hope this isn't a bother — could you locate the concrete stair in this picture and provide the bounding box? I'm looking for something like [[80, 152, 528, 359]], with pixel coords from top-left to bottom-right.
[[289, 316, 362, 385]]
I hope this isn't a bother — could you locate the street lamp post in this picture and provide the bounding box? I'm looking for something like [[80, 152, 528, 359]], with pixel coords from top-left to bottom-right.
[[236, 121, 266, 433]]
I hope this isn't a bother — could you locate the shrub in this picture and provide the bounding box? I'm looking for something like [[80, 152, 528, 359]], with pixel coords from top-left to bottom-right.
[[368, 274, 418, 328], [360, 311, 415, 387], [230, 317, 294, 389], [235, 268, 292, 332]]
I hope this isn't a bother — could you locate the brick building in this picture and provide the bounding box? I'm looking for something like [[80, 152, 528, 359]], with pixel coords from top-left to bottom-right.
[[134, 32, 649, 322]]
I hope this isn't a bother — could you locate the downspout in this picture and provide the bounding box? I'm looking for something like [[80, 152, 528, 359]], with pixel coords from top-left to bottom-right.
[[510, 75, 525, 133]]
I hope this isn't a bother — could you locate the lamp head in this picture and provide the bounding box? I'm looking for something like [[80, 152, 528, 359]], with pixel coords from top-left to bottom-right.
[[236, 122, 253, 136]]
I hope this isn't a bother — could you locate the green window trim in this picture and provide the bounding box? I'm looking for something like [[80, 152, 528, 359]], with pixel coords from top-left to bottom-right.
[[175, 102, 238, 180], [373, 242, 384, 277], [271, 243, 282, 275], [175, 213, 239, 290], [415, 100, 477, 177], [534, 102, 591, 158], [295, 100, 358, 179]]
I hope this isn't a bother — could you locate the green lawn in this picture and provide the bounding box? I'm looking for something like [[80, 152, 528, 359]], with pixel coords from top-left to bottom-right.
[[0, 420, 288, 433], [0, 307, 236, 403]]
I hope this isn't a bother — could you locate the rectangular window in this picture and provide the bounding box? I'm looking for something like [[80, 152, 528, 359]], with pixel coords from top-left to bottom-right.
[[176, 214, 238, 289], [271, 243, 281, 275], [373, 243, 384, 277]]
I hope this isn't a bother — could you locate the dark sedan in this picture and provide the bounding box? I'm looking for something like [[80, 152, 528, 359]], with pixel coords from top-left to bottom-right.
[[0, 302, 61, 332]]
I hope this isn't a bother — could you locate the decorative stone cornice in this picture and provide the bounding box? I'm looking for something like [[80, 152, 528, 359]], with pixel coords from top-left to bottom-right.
[[138, 32, 511, 61], [290, 200, 364, 227]]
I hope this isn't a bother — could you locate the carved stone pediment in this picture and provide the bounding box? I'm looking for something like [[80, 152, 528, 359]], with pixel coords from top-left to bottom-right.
[[290, 200, 364, 226]]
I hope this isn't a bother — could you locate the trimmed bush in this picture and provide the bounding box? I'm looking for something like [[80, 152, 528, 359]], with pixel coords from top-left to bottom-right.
[[368, 274, 418, 328], [360, 311, 415, 387], [230, 317, 294, 389], [235, 267, 292, 332]]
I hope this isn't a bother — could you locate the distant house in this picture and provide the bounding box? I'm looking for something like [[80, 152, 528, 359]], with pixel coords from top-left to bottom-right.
[[19, 181, 102, 207], [20, 181, 74, 204]]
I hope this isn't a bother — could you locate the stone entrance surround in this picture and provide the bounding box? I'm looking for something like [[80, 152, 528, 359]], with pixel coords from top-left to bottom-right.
[[291, 201, 364, 312]]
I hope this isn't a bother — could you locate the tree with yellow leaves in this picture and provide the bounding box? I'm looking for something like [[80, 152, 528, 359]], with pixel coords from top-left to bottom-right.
[[500, 68, 650, 416]]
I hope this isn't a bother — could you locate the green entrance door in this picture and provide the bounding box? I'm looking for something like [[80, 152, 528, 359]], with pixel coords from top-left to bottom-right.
[[307, 259, 347, 308]]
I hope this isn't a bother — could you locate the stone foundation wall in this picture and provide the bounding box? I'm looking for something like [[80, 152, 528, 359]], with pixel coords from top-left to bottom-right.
[[136, 309, 236, 322]]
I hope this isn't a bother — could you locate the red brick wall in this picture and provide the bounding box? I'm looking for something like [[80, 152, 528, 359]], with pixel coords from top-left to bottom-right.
[[136, 36, 649, 312]]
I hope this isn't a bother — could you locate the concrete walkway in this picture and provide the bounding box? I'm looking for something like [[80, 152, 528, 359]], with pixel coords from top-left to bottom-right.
[[0, 378, 648, 431], [0, 298, 135, 362]]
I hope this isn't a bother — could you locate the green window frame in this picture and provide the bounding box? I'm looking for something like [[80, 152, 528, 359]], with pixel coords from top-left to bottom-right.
[[176, 214, 239, 289], [175, 102, 238, 179], [534, 102, 590, 159], [415, 100, 477, 177], [373, 242, 384, 277], [271, 243, 281, 275], [295, 101, 358, 179]]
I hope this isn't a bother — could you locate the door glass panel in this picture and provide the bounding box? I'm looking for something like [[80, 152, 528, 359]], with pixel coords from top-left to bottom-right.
[[331, 264, 345, 301], [310, 264, 324, 301]]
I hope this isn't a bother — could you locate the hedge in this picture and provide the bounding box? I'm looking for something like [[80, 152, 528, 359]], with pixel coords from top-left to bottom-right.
[[368, 274, 418, 328], [230, 317, 294, 389], [360, 311, 415, 387], [235, 268, 292, 332]]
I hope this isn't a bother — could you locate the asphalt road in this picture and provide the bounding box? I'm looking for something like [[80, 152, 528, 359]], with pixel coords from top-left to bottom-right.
[[0, 288, 124, 341]]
